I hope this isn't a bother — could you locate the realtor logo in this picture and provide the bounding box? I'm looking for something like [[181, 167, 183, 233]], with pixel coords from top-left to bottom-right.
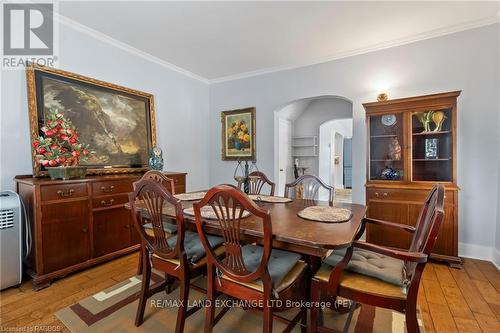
[[3, 3, 53, 55], [2, 2, 57, 69]]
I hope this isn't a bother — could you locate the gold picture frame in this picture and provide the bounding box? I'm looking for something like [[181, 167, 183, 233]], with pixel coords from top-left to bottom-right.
[[221, 107, 256, 161], [26, 64, 156, 176]]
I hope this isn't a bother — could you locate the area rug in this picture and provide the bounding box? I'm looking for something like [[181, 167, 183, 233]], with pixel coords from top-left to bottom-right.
[[56, 273, 424, 333]]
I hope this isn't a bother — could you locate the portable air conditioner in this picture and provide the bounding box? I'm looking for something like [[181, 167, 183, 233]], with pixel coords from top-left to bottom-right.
[[0, 190, 23, 290]]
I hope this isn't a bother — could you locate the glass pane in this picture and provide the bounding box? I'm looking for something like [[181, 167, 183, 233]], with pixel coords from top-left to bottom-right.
[[369, 113, 404, 181], [411, 108, 452, 181]]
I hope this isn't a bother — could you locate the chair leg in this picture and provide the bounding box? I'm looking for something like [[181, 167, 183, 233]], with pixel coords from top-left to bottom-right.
[[263, 305, 273, 333], [165, 273, 174, 294], [135, 249, 151, 326], [175, 272, 189, 333], [136, 246, 143, 275], [310, 280, 322, 333], [204, 265, 216, 333], [405, 304, 419, 333], [300, 307, 307, 333]]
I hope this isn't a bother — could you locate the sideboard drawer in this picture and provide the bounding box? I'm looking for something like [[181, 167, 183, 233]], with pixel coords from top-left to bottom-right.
[[367, 188, 454, 204], [92, 193, 129, 209], [40, 183, 88, 201], [92, 180, 135, 195]]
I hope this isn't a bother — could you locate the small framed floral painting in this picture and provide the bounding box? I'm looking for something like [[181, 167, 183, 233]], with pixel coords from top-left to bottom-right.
[[221, 107, 256, 160]]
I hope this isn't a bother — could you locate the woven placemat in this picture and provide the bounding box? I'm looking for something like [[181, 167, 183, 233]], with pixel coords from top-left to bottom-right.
[[174, 191, 207, 201], [248, 195, 293, 203], [183, 206, 251, 220], [297, 206, 352, 223]]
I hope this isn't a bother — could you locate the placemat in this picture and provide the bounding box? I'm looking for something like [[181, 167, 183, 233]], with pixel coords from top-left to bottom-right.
[[174, 191, 207, 201], [184, 206, 251, 220], [248, 195, 293, 203], [297, 206, 352, 223]]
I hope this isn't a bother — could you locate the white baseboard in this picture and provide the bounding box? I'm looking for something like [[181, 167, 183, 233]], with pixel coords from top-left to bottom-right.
[[458, 242, 500, 269], [493, 248, 500, 270]]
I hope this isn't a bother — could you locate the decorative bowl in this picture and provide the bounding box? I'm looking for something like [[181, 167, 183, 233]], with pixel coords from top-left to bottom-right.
[[46, 166, 87, 180]]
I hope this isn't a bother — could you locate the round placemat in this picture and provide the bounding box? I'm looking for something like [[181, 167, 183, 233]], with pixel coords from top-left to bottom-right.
[[174, 191, 207, 201], [184, 206, 251, 220], [297, 206, 352, 223], [248, 195, 292, 203]]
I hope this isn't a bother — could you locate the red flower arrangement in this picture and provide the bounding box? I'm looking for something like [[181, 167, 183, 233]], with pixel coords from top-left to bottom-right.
[[32, 109, 93, 167]]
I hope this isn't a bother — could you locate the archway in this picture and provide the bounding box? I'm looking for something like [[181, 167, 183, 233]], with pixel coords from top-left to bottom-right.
[[273, 96, 353, 199]]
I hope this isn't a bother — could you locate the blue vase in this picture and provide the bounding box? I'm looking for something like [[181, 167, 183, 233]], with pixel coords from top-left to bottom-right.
[[234, 139, 242, 150]]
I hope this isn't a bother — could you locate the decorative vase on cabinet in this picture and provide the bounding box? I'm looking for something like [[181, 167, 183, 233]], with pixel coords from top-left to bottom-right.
[[364, 91, 461, 267]]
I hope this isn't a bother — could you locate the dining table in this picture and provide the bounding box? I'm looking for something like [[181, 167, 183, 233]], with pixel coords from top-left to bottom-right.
[[128, 191, 367, 260]]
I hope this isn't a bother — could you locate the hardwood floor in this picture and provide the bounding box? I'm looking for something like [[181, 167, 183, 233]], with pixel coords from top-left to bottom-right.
[[0, 254, 498, 332]]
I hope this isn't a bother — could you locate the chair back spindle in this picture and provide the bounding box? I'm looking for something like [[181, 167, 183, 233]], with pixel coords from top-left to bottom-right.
[[194, 185, 273, 285], [237, 171, 276, 196], [284, 174, 334, 205], [129, 179, 185, 260]]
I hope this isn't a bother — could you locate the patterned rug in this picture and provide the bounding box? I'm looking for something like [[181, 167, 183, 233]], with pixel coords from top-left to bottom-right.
[[56, 273, 424, 333]]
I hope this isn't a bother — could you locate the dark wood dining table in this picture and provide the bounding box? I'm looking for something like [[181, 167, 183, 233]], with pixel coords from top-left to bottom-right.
[[130, 193, 367, 259]]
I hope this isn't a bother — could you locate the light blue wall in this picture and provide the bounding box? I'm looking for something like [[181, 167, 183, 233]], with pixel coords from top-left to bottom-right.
[[0, 21, 210, 191], [209, 24, 500, 253]]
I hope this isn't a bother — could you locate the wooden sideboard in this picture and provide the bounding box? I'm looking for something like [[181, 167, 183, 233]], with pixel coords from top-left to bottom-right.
[[15, 171, 186, 290]]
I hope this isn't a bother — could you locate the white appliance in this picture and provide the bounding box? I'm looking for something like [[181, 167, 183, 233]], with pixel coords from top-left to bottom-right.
[[0, 190, 23, 290]]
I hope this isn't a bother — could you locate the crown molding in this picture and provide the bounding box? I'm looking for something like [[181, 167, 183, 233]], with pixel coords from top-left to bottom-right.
[[209, 16, 500, 84], [54, 13, 210, 84], [53, 10, 499, 85]]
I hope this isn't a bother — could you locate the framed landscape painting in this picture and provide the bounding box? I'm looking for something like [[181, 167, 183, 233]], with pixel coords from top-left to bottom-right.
[[221, 107, 256, 161], [26, 64, 156, 176]]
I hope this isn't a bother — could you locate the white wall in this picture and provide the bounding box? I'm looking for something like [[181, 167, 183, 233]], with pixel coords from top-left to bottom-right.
[[0, 22, 210, 192], [319, 119, 353, 189], [209, 24, 500, 258]]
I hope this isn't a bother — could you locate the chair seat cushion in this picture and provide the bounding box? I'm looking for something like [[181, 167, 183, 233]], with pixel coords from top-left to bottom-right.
[[143, 222, 178, 234], [323, 247, 406, 287], [154, 245, 225, 269], [315, 264, 407, 300], [167, 231, 224, 263], [222, 244, 304, 293]]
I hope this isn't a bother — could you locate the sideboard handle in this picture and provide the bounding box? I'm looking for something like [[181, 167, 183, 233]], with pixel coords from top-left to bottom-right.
[[81, 228, 88, 233], [57, 189, 74, 197], [101, 199, 115, 207], [101, 185, 115, 193]]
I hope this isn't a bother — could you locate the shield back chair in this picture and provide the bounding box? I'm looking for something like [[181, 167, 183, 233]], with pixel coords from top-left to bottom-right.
[[134, 170, 178, 274], [129, 179, 224, 333], [310, 184, 445, 333], [237, 171, 276, 195], [284, 174, 334, 205], [194, 185, 308, 333]]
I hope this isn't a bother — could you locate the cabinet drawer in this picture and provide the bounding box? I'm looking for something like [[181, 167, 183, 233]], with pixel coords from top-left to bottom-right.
[[92, 193, 129, 209], [367, 188, 454, 204], [169, 174, 185, 186], [92, 180, 134, 195], [40, 183, 88, 201]]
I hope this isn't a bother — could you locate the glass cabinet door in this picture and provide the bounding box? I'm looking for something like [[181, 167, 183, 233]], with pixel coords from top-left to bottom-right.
[[368, 113, 405, 181], [411, 108, 453, 181]]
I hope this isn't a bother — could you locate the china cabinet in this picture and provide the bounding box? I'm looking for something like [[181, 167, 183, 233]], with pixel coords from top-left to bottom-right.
[[364, 91, 461, 267]]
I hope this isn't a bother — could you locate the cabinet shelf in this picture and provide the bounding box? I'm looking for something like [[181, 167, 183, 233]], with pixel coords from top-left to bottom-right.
[[371, 159, 402, 162], [370, 134, 398, 138], [413, 158, 452, 161], [412, 131, 451, 136]]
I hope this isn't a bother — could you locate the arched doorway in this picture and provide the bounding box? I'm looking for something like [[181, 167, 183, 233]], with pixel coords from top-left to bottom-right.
[[274, 96, 353, 201]]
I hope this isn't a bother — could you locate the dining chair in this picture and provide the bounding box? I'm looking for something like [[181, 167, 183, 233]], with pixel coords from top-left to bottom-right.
[[129, 179, 225, 333], [134, 170, 178, 274], [237, 171, 276, 195], [284, 174, 334, 205], [194, 185, 308, 333], [139, 170, 176, 194], [310, 184, 445, 333]]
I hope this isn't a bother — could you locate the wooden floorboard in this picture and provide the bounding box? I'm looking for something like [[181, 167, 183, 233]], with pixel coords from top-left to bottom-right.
[[0, 254, 498, 332]]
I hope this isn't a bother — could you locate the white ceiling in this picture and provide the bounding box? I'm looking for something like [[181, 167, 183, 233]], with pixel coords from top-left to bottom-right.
[[59, 1, 500, 82]]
